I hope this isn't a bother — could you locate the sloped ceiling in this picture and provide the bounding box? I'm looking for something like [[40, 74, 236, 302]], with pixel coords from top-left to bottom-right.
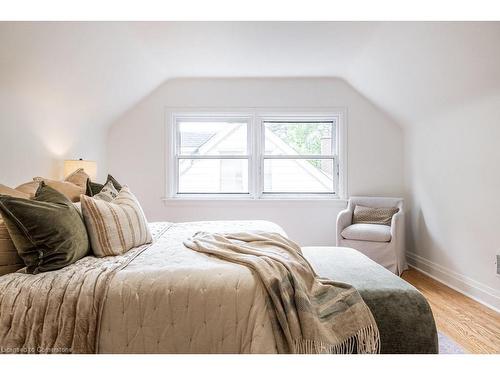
[[1, 21, 499, 130]]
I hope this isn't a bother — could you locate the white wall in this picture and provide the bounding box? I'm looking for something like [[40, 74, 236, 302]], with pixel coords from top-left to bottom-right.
[[0, 91, 108, 187], [107, 78, 404, 245], [405, 93, 500, 310]]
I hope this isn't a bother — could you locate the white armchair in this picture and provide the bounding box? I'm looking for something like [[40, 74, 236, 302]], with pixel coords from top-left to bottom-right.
[[336, 196, 407, 275]]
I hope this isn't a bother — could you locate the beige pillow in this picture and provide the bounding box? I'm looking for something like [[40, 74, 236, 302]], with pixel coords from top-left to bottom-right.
[[15, 181, 40, 198], [32, 178, 84, 202], [65, 168, 89, 189], [0, 185, 28, 276], [80, 186, 152, 257], [0, 184, 31, 199], [34, 169, 89, 202], [352, 205, 399, 226], [0, 218, 25, 276], [16, 169, 89, 203]]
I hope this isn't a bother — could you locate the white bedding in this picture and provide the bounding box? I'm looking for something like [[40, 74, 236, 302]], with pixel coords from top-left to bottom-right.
[[98, 220, 286, 353]]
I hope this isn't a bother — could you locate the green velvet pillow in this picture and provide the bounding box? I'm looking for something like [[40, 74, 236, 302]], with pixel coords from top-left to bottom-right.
[[0, 183, 90, 274], [87, 174, 122, 196]]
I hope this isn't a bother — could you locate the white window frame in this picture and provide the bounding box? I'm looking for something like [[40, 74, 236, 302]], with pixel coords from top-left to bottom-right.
[[166, 108, 347, 200]]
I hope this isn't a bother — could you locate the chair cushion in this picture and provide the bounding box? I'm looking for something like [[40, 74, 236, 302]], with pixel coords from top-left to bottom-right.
[[341, 224, 391, 242]]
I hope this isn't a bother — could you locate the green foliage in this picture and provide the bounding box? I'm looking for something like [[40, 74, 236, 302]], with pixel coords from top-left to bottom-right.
[[267, 122, 332, 168]]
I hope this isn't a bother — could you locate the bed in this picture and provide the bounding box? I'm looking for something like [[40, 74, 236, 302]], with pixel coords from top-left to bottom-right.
[[0, 220, 437, 354]]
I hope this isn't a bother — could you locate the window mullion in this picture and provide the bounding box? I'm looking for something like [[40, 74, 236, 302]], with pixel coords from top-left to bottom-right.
[[172, 118, 180, 197], [248, 116, 256, 198], [257, 115, 264, 198]]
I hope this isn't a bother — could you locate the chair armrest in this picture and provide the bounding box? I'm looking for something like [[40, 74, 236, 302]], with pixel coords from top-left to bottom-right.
[[390, 206, 407, 274], [390, 211, 404, 238], [336, 208, 353, 243]]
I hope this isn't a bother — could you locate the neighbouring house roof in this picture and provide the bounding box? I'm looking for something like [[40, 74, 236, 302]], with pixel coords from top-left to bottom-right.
[[181, 132, 216, 151]]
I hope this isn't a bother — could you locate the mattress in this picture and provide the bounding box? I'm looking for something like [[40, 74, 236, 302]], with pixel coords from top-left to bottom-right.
[[98, 220, 437, 354]]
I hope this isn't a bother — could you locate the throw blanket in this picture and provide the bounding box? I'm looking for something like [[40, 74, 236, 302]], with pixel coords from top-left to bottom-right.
[[0, 224, 169, 354], [184, 231, 380, 354]]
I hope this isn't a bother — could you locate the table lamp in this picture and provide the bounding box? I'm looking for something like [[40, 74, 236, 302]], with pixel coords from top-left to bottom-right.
[[64, 159, 97, 181]]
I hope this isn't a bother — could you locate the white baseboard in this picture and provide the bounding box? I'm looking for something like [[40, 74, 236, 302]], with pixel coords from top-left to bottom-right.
[[406, 251, 500, 313]]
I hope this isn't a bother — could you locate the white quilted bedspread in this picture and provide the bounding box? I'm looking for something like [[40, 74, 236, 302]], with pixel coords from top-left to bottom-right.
[[98, 220, 286, 353]]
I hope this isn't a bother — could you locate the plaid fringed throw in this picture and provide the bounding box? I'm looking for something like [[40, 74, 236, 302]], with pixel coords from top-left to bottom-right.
[[184, 231, 380, 354]]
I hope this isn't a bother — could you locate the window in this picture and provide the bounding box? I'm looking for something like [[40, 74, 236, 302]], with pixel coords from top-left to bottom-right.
[[262, 120, 336, 194], [169, 111, 345, 199], [175, 118, 250, 194]]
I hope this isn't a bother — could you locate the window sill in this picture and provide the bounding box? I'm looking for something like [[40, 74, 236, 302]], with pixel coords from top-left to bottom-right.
[[161, 196, 348, 206]]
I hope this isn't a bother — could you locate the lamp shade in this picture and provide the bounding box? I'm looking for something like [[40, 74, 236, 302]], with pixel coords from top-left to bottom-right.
[[64, 159, 97, 181]]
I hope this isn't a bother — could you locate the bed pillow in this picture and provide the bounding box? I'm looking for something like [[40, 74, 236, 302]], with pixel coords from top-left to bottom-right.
[[106, 174, 122, 191], [64, 168, 90, 190], [0, 186, 29, 276], [352, 205, 399, 226], [0, 184, 30, 276], [15, 181, 40, 198], [0, 183, 90, 274], [32, 177, 85, 202], [0, 218, 25, 276], [0, 184, 31, 199], [16, 169, 90, 202], [88, 181, 103, 196], [87, 174, 122, 196], [80, 186, 152, 257], [92, 180, 119, 202], [30, 168, 89, 203]]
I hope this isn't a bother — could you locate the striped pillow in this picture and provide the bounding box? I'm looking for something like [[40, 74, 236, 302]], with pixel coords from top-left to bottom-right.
[[80, 187, 152, 257]]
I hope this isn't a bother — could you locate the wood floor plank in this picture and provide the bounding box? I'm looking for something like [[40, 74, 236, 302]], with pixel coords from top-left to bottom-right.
[[401, 268, 500, 354]]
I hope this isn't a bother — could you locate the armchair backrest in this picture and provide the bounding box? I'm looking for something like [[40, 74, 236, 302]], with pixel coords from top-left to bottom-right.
[[348, 196, 403, 212]]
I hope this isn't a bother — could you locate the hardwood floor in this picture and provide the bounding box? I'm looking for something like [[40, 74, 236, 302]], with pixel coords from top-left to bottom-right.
[[401, 268, 500, 354]]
